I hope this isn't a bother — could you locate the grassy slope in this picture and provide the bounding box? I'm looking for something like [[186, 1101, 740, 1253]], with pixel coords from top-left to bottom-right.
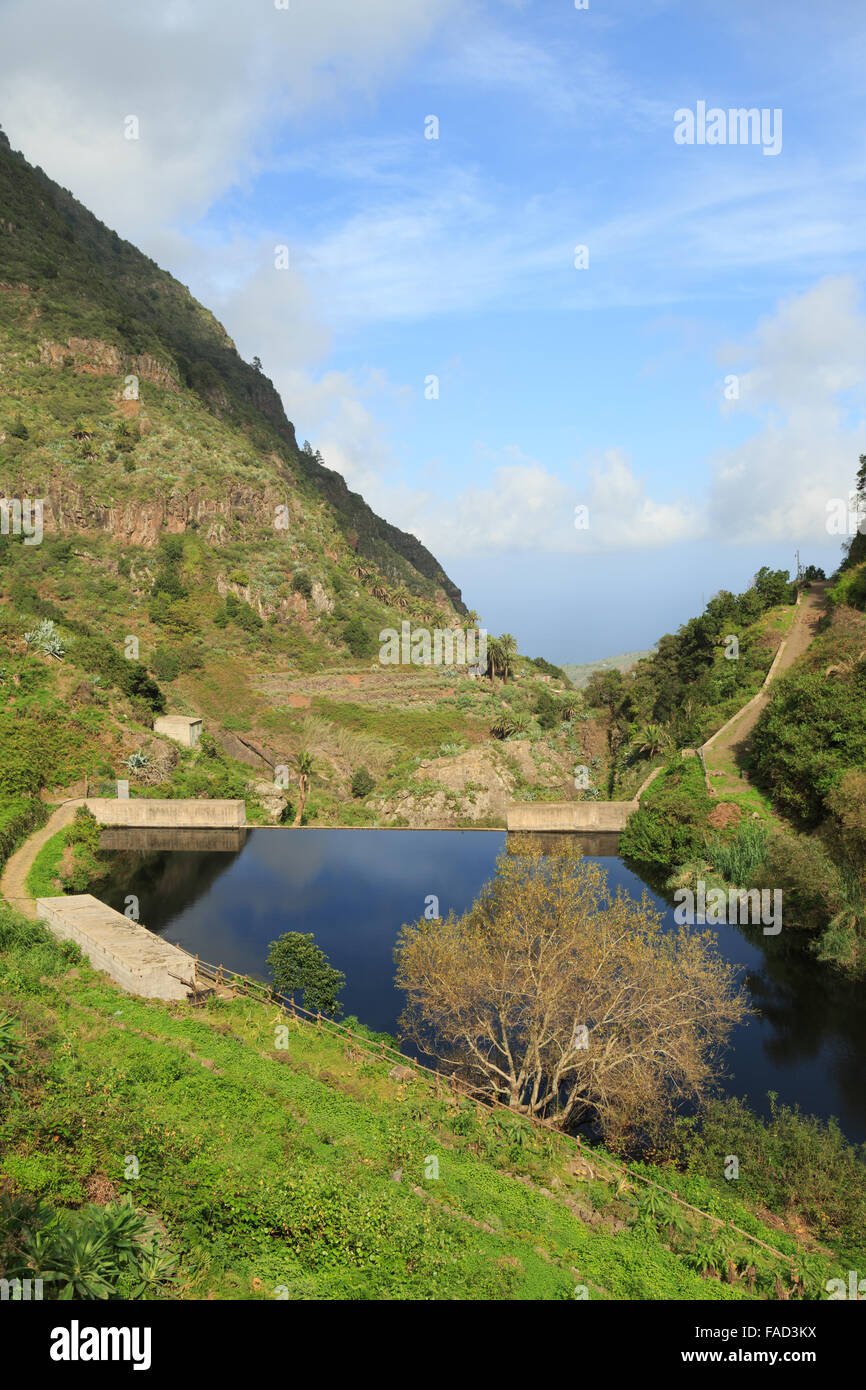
[[1, 907, 844, 1302]]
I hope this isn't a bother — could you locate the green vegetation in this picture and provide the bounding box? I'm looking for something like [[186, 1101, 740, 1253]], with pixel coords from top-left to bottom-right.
[[0, 902, 856, 1300], [0, 796, 46, 871], [619, 760, 713, 868], [673, 1095, 866, 1266], [266, 932, 346, 1017], [750, 627, 866, 827], [350, 767, 375, 799]]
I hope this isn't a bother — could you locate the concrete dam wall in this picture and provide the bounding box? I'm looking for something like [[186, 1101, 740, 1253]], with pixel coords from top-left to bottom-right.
[[84, 798, 246, 828], [506, 801, 638, 832]]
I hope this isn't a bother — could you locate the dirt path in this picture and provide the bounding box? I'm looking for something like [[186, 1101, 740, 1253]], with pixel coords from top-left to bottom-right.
[[703, 583, 828, 798], [0, 798, 84, 917]]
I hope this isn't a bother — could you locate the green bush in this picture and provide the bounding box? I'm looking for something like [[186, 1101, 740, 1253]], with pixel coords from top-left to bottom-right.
[[342, 615, 373, 659], [291, 570, 313, 599], [750, 667, 866, 825], [151, 642, 204, 683], [675, 1094, 866, 1254], [619, 761, 712, 867], [69, 634, 165, 713], [266, 932, 346, 1017], [351, 768, 375, 798], [535, 689, 560, 730]]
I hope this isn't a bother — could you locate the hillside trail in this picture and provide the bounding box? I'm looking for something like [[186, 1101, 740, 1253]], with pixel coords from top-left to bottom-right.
[[0, 798, 85, 918], [702, 583, 829, 801]]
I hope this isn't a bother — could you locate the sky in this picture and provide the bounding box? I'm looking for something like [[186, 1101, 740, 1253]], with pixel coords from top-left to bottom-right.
[[2, 0, 865, 662]]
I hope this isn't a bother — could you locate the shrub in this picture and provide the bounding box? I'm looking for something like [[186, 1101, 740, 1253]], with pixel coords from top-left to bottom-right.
[[351, 767, 375, 798], [675, 1094, 866, 1250], [619, 761, 712, 867], [151, 642, 203, 683], [342, 615, 373, 659], [69, 634, 165, 713], [266, 932, 346, 1017], [750, 667, 866, 825], [535, 689, 560, 730], [291, 570, 313, 600], [756, 828, 844, 933]]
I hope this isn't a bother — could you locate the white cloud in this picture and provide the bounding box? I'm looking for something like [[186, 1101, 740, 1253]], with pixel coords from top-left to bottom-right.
[[356, 445, 700, 557], [0, 0, 458, 237], [709, 276, 866, 542]]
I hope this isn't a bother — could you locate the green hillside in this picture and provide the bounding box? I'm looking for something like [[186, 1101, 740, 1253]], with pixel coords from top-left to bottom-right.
[[563, 649, 656, 689], [2, 903, 858, 1302]]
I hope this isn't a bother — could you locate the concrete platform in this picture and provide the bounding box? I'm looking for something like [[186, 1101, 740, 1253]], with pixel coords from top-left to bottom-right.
[[36, 895, 198, 1000]]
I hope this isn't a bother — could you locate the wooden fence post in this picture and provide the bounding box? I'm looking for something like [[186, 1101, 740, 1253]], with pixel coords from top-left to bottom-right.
[[317, 1011, 322, 1032]]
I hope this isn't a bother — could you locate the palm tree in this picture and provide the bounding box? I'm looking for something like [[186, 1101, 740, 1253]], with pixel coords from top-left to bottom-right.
[[391, 587, 412, 612], [559, 693, 581, 721], [486, 632, 518, 683], [631, 723, 671, 759], [489, 710, 529, 740], [291, 751, 315, 827]]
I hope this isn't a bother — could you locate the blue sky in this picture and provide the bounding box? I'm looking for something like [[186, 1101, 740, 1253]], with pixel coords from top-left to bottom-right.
[[4, 0, 866, 660]]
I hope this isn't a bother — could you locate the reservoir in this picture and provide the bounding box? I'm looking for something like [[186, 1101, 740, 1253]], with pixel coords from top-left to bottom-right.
[[98, 827, 866, 1144]]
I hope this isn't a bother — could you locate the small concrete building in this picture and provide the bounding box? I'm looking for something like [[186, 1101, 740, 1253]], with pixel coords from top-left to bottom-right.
[[153, 714, 202, 748]]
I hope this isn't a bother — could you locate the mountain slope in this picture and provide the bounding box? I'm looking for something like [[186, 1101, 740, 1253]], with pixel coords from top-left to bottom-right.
[[0, 124, 464, 610]]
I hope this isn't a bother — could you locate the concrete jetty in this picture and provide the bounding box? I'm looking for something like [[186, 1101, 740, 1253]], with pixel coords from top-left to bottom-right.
[[36, 894, 201, 1000]]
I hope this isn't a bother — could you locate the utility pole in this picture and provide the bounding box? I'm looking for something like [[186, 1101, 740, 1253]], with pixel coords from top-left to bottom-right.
[[795, 548, 801, 580]]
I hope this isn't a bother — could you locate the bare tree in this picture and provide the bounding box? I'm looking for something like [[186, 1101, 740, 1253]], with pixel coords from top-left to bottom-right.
[[395, 838, 748, 1145]]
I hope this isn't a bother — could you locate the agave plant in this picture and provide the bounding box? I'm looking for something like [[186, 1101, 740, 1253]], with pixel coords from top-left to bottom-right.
[[20, 1197, 175, 1301], [0, 1011, 21, 1084]]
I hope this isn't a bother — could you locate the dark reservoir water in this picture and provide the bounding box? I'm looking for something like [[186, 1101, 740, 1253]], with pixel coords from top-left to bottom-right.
[[98, 828, 866, 1144]]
